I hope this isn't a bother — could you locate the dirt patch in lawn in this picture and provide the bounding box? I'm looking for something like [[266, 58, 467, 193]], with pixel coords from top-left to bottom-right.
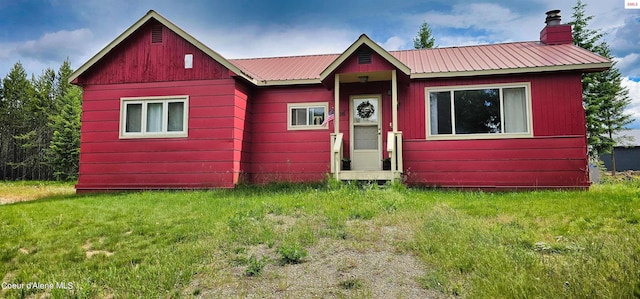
[[185, 220, 444, 298], [83, 238, 114, 258], [0, 184, 74, 205]]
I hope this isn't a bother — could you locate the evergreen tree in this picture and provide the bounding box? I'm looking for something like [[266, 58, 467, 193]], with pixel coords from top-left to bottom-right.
[[48, 86, 81, 181], [569, 0, 634, 164], [593, 44, 633, 174], [13, 69, 57, 179], [413, 21, 436, 49], [1, 62, 33, 179], [55, 59, 74, 101]]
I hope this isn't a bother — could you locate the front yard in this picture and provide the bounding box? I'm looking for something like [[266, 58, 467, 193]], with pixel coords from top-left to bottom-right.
[[1, 180, 639, 298]]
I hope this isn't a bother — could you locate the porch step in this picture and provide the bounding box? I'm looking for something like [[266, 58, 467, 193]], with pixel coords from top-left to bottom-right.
[[338, 170, 397, 181]]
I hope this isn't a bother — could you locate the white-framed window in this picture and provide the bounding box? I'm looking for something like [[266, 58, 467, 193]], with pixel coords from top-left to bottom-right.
[[426, 83, 532, 139], [120, 95, 189, 139], [287, 102, 328, 130]]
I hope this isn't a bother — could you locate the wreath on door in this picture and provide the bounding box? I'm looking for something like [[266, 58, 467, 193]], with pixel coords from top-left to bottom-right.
[[356, 101, 375, 119]]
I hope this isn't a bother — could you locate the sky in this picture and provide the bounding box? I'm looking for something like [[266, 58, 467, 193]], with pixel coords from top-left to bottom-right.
[[1, 0, 639, 128]]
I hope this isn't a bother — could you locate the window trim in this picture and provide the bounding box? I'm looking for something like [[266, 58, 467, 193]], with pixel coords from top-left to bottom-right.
[[119, 95, 189, 139], [287, 102, 329, 131], [425, 82, 533, 140]]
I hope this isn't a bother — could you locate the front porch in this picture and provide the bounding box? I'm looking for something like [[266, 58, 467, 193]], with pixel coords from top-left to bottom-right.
[[331, 131, 403, 182], [319, 35, 409, 182]]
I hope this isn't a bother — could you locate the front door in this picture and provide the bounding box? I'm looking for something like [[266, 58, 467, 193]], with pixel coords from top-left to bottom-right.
[[350, 95, 381, 171]]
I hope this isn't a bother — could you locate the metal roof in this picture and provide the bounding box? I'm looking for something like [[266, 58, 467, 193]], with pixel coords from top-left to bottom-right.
[[70, 11, 611, 87], [229, 41, 610, 85], [231, 54, 339, 83], [612, 129, 640, 147]]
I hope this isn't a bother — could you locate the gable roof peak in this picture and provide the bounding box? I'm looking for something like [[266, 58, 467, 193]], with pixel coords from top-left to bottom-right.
[[318, 33, 411, 81], [69, 10, 257, 85]]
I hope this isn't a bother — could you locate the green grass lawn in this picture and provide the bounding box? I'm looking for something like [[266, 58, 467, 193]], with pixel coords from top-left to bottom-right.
[[1, 181, 639, 298]]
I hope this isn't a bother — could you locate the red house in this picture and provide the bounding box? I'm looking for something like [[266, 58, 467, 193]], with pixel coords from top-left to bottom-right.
[[70, 10, 610, 192]]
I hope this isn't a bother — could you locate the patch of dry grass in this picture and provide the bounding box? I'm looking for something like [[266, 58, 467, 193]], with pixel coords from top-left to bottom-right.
[[0, 181, 74, 204]]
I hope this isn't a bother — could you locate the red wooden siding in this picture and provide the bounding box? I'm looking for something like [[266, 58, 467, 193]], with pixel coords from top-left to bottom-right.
[[403, 136, 589, 188], [249, 85, 333, 184], [399, 72, 589, 189], [234, 81, 252, 183], [77, 19, 230, 85], [76, 79, 239, 191]]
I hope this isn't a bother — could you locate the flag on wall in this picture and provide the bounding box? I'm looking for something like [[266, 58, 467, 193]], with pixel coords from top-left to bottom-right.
[[322, 108, 335, 126]]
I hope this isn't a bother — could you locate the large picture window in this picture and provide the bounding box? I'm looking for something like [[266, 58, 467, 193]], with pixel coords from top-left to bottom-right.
[[120, 96, 188, 138], [287, 102, 328, 130], [426, 84, 531, 139]]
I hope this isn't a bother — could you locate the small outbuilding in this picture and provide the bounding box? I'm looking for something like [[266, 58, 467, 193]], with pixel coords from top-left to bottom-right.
[[600, 129, 640, 172]]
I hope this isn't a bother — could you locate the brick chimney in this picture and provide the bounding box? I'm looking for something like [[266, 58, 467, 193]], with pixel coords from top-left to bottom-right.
[[540, 10, 573, 45]]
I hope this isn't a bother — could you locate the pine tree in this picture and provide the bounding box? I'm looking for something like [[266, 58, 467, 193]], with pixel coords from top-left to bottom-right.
[[55, 59, 74, 101], [1, 62, 33, 179], [569, 0, 634, 166], [14, 69, 57, 179], [413, 21, 436, 49], [592, 44, 633, 174], [48, 86, 81, 181]]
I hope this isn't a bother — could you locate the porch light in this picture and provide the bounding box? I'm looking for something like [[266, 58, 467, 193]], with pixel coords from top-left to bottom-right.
[[358, 75, 369, 83]]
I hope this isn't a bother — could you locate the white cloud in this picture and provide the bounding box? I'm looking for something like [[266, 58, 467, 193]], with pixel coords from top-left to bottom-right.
[[614, 53, 640, 78], [406, 2, 543, 46], [0, 28, 96, 77], [15, 29, 93, 61], [189, 25, 357, 59], [622, 77, 640, 128], [380, 36, 406, 51]]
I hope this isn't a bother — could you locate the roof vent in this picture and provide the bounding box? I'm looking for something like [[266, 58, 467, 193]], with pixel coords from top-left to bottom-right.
[[358, 50, 371, 64], [151, 25, 163, 44], [545, 10, 562, 26]]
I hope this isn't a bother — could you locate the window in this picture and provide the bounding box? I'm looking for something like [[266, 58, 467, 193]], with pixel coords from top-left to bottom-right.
[[287, 102, 328, 130], [426, 83, 531, 139], [120, 96, 188, 138]]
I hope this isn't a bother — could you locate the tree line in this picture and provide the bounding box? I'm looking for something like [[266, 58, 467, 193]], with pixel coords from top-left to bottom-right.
[[0, 60, 81, 181]]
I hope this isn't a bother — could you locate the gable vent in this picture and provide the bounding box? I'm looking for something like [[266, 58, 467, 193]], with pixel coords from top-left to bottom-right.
[[358, 50, 372, 64], [151, 25, 163, 44]]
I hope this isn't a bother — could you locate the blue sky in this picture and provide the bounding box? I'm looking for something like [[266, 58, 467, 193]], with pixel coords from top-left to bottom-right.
[[1, 0, 639, 127]]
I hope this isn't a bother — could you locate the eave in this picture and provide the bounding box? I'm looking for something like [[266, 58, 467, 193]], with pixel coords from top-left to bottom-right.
[[410, 62, 612, 79]]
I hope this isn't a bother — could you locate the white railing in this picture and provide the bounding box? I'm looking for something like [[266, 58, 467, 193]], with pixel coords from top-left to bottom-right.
[[330, 133, 343, 179], [387, 131, 403, 180], [331, 132, 402, 181]]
